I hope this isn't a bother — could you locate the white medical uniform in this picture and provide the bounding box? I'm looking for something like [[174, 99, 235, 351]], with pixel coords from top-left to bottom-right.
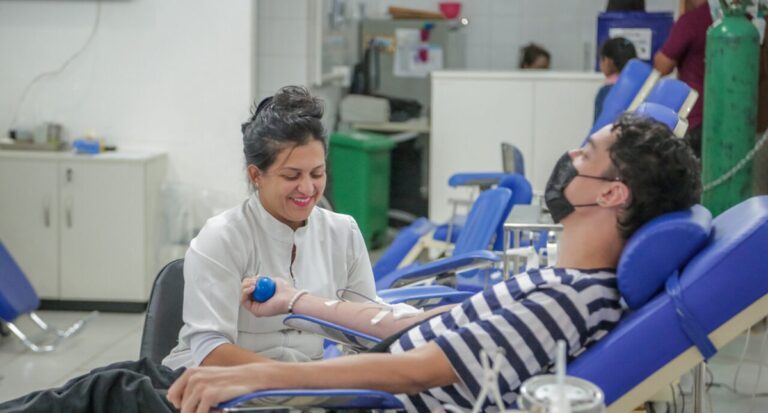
[[162, 193, 377, 369]]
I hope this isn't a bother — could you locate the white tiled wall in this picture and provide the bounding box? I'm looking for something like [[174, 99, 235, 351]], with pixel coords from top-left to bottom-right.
[[254, 0, 676, 90], [362, 0, 675, 71], [255, 0, 313, 101], [253, 0, 677, 130]]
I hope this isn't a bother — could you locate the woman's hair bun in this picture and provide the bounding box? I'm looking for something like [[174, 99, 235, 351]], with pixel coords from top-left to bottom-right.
[[272, 85, 324, 120]]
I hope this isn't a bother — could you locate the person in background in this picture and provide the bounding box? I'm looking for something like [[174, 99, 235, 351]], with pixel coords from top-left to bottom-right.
[[606, 0, 645, 11], [519, 43, 551, 69], [654, 0, 713, 157], [595, 37, 638, 122]]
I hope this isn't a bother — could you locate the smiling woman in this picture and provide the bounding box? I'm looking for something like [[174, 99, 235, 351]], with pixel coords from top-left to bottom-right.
[[162, 85, 378, 369]]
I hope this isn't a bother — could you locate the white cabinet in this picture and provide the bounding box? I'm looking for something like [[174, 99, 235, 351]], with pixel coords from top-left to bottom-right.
[[430, 70, 604, 222], [0, 151, 167, 307]]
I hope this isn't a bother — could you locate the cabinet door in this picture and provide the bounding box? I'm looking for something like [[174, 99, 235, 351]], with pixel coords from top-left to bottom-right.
[[0, 158, 59, 298], [59, 161, 146, 301]]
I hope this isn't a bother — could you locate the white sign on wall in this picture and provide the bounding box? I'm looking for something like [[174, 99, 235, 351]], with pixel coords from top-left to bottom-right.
[[609, 28, 653, 60]]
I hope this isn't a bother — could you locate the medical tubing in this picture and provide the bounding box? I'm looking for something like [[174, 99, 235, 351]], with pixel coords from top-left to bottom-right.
[[335, 288, 379, 304]]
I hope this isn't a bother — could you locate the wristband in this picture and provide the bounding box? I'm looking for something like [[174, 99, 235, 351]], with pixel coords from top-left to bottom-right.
[[288, 289, 309, 314]]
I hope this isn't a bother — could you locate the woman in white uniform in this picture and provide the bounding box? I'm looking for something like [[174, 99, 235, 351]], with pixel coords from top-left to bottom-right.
[[0, 85, 377, 413], [164, 85, 377, 368]]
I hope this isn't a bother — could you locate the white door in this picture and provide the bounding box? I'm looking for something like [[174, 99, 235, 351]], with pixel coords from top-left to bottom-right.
[[0, 158, 60, 299], [59, 161, 146, 301]]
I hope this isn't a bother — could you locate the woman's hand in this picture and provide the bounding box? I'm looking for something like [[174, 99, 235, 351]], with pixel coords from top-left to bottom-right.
[[240, 276, 297, 317], [167, 364, 267, 413]]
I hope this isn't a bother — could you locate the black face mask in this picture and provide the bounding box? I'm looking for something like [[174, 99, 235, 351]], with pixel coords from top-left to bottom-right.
[[544, 152, 619, 223]]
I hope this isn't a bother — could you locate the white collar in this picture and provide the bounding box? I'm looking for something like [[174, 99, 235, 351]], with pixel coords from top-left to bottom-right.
[[248, 192, 322, 244]]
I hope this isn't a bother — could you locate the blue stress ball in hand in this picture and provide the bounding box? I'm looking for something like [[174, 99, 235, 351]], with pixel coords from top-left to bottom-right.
[[252, 276, 276, 302]]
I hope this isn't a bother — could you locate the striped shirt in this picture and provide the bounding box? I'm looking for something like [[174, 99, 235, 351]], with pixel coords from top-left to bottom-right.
[[389, 267, 623, 412]]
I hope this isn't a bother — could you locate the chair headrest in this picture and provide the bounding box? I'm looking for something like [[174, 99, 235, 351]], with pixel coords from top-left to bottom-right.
[[634, 102, 687, 137], [618, 204, 712, 310]]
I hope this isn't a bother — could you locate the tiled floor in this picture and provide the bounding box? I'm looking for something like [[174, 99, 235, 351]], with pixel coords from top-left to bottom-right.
[[0, 311, 144, 403], [3, 311, 768, 411]]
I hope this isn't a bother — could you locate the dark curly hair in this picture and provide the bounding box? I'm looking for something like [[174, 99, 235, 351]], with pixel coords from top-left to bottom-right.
[[241, 85, 326, 172], [608, 113, 701, 239]]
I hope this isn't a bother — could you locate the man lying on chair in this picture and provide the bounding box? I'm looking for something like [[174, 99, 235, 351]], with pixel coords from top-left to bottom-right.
[[168, 113, 702, 413]]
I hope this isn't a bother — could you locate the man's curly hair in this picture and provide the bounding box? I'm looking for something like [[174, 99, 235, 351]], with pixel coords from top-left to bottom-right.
[[608, 113, 702, 239]]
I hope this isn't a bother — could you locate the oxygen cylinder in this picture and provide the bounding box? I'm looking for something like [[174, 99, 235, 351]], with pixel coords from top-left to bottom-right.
[[702, 3, 760, 216]]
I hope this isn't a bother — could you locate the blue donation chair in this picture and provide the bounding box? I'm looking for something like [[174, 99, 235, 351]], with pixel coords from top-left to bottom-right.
[[374, 186, 512, 291], [591, 58, 659, 135], [569, 196, 768, 412], [0, 241, 96, 352], [372, 173, 532, 279], [218, 195, 768, 412]]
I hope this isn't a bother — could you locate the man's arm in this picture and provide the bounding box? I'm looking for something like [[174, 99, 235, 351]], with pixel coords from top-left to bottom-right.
[[168, 342, 458, 413], [199, 343, 274, 366], [653, 51, 676, 75], [241, 277, 455, 339]]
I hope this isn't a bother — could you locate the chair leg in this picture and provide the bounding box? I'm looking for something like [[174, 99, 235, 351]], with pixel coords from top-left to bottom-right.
[[6, 311, 98, 353], [692, 362, 706, 413], [5, 321, 55, 352], [30, 311, 98, 339]]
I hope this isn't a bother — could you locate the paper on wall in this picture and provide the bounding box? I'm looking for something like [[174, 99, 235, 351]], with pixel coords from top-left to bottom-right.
[[394, 28, 444, 78]]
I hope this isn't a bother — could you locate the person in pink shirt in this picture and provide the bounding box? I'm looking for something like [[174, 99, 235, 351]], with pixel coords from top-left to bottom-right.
[[654, 0, 713, 157]]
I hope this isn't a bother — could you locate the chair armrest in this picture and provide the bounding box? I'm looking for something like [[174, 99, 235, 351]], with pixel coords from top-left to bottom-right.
[[377, 250, 500, 289], [283, 314, 381, 352], [217, 389, 405, 411], [378, 285, 473, 306]]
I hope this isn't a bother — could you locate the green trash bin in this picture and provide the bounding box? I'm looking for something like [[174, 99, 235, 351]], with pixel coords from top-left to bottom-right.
[[329, 131, 395, 249]]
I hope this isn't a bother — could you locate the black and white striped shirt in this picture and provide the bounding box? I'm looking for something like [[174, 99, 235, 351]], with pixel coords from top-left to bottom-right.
[[389, 267, 623, 412]]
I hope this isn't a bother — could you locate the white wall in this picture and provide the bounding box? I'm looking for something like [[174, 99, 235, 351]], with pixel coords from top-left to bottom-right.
[[0, 0, 255, 200]]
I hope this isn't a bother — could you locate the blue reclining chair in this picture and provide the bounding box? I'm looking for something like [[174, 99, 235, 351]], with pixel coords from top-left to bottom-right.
[[644, 78, 698, 123], [215, 199, 729, 412], [374, 186, 513, 291], [569, 196, 768, 412], [591, 59, 659, 135], [0, 241, 96, 352], [373, 173, 532, 279]]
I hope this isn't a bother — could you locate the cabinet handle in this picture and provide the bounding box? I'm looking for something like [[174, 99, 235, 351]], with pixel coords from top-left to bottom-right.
[[43, 204, 50, 227], [66, 168, 73, 183]]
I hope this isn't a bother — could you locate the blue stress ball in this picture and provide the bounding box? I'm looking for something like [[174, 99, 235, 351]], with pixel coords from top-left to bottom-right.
[[251, 276, 276, 302]]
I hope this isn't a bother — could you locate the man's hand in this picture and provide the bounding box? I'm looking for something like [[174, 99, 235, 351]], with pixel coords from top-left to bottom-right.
[[240, 276, 296, 317], [167, 364, 262, 413]]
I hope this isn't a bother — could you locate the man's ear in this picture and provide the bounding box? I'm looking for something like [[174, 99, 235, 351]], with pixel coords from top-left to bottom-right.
[[598, 181, 630, 208], [247, 165, 262, 189]]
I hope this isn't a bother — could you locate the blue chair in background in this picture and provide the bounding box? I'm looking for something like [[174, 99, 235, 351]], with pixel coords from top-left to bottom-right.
[[635, 102, 689, 137], [644, 78, 698, 123], [372, 174, 531, 281], [591, 59, 659, 135], [375, 186, 512, 291], [0, 241, 96, 352]]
